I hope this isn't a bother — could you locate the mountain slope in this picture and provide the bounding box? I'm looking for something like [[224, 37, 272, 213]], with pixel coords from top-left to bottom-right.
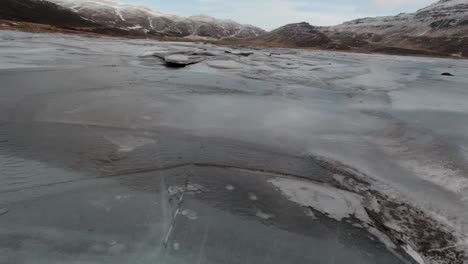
[[328, 0, 468, 37], [47, 0, 265, 39], [0, 0, 97, 28], [321, 0, 468, 56], [253, 0, 467, 57]]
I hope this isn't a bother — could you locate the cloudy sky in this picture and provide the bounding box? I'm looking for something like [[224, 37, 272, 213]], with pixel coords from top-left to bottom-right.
[[126, 0, 437, 30]]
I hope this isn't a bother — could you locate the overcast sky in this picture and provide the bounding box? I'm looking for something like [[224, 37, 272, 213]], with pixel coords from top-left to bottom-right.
[[125, 0, 437, 30]]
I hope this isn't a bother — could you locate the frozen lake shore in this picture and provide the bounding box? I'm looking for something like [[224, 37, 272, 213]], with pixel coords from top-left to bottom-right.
[[1, 31, 468, 264]]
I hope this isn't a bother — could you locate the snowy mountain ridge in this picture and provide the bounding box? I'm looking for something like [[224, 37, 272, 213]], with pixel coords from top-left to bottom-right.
[[327, 0, 468, 37], [47, 0, 265, 39], [419, 0, 468, 11], [302, 0, 468, 57]]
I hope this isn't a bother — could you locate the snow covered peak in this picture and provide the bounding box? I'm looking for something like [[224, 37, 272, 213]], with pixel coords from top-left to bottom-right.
[[49, 0, 164, 17], [419, 0, 468, 11], [189, 15, 217, 22]]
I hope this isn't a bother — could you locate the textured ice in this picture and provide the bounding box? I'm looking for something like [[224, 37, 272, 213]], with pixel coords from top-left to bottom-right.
[[1, 30, 468, 263]]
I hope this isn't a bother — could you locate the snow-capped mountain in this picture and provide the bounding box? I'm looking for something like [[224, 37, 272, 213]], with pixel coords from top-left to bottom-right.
[[313, 0, 468, 56], [47, 0, 264, 39], [250, 0, 467, 57], [326, 0, 468, 37]]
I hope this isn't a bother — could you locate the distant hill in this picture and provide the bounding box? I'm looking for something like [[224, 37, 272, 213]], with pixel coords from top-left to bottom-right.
[[254, 22, 332, 48]]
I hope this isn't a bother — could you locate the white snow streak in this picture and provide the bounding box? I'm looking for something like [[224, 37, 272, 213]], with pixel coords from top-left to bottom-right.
[[269, 178, 370, 222]]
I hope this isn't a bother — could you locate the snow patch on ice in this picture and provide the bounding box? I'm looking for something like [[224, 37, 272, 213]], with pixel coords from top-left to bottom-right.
[[269, 177, 402, 252], [105, 135, 156, 152], [367, 227, 397, 250], [403, 245, 426, 264], [269, 178, 370, 222]]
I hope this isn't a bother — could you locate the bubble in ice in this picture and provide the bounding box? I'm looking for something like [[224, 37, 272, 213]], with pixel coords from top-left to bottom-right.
[[304, 208, 317, 219], [181, 209, 198, 220], [256, 209, 274, 220], [108, 242, 126, 255], [173, 242, 180, 251], [248, 193, 258, 201], [0, 207, 8, 216], [115, 194, 131, 200]]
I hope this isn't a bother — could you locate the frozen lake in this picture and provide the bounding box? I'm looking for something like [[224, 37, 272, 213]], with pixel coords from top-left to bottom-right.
[[0, 31, 467, 264]]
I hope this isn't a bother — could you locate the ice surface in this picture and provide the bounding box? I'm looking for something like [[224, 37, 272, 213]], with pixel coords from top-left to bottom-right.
[[207, 60, 245, 69], [1, 30, 468, 263]]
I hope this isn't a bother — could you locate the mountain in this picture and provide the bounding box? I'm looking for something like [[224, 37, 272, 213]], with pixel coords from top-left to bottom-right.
[[46, 0, 265, 39], [331, 0, 468, 37], [254, 22, 332, 47], [254, 0, 468, 57], [0, 0, 97, 28], [323, 0, 468, 56]]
